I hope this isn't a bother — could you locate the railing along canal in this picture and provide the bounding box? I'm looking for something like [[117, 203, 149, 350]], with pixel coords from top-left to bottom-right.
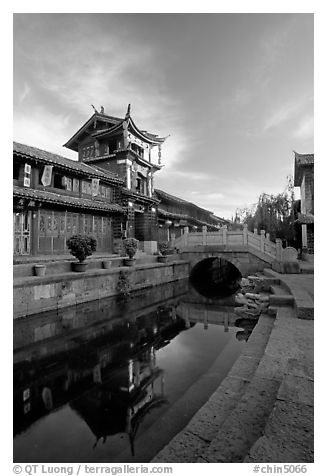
[[171, 224, 283, 261]]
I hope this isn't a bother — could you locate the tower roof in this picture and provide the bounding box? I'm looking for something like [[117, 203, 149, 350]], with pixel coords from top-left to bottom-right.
[[64, 107, 168, 152]]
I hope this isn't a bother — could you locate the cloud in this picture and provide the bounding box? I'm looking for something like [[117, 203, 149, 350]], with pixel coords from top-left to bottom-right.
[[263, 101, 300, 132], [14, 107, 76, 160], [18, 82, 30, 104], [292, 115, 314, 140]]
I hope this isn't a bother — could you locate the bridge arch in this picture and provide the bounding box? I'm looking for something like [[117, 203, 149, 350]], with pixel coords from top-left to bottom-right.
[[189, 255, 243, 299], [188, 252, 248, 276]]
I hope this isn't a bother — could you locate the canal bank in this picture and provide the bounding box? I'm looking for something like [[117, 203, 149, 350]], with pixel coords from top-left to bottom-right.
[[13, 279, 252, 463], [152, 269, 314, 463], [13, 256, 189, 318]]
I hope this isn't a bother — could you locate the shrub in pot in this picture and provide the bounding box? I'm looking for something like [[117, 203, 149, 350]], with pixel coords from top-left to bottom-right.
[[157, 241, 169, 263], [66, 234, 97, 272], [123, 238, 138, 266]]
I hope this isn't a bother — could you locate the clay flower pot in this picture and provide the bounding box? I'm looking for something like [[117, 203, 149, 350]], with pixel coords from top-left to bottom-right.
[[34, 264, 46, 277], [123, 258, 136, 267], [72, 262, 88, 272], [102, 260, 112, 269], [157, 255, 168, 263]]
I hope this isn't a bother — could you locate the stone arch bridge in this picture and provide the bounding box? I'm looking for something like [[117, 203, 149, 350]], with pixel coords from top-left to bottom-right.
[[171, 225, 296, 276]]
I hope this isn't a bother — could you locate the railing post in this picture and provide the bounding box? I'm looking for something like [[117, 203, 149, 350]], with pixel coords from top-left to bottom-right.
[[202, 225, 207, 245], [260, 230, 265, 252], [266, 232, 270, 241], [170, 232, 175, 246], [243, 224, 248, 246], [222, 225, 227, 245], [183, 226, 189, 246], [254, 228, 257, 235], [276, 238, 282, 261]]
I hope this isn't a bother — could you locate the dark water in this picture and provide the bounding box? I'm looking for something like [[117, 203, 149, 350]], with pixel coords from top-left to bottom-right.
[[13, 279, 256, 463]]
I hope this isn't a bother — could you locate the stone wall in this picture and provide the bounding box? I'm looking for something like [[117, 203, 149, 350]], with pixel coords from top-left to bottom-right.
[[13, 260, 189, 319], [180, 247, 273, 277]]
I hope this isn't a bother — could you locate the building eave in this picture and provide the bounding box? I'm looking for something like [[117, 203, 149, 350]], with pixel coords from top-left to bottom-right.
[[14, 141, 124, 186], [13, 185, 124, 214]]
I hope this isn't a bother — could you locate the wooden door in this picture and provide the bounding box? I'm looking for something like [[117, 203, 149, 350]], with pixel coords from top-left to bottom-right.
[[13, 211, 31, 255]]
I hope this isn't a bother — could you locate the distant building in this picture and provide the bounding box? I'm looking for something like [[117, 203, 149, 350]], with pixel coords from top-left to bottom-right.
[[155, 189, 229, 242], [294, 151, 314, 254]]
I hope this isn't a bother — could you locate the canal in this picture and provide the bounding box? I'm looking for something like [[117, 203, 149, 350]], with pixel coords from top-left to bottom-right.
[[13, 278, 256, 463]]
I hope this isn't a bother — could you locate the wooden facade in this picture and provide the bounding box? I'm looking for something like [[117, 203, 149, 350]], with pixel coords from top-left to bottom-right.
[[13, 142, 124, 258]]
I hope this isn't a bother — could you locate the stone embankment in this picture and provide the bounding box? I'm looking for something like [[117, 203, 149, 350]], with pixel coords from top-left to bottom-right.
[[152, 269, 314, 463], [13, 256, 189, 319]]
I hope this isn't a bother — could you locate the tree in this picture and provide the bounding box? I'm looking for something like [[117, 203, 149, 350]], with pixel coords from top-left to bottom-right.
[[235, 176, 298, 246]]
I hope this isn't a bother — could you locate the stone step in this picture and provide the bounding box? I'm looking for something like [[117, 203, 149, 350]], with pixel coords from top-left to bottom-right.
[[244, 354, 314, 462], [269, 294, 294, 307], [269, 284, 290, 296], [152, 313, 275, 463]]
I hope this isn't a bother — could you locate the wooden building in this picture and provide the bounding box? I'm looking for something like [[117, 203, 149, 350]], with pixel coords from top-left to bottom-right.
[[13, 104, 230, 258], [13, 142, 124, 258], [294, 152, 314, 254], [155, 189, 230, 242], [63, 104, 168, 254]]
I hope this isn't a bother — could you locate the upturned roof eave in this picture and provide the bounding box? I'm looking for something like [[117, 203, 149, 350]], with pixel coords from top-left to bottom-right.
[[127, 116, 167, 145]]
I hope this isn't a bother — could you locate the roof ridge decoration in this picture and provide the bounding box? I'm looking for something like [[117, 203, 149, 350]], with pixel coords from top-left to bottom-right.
[[125, 103, 131, 119]]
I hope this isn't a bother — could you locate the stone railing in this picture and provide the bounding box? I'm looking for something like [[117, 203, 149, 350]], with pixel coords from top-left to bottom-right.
[[171, 224, 283, 261]]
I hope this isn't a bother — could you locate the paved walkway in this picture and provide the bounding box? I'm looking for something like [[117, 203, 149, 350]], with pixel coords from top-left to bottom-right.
[[152, 268, 314, 463]]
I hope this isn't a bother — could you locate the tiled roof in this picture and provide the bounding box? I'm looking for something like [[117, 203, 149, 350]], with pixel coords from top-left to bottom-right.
[[13, 142, 123, 185], [157, 208, 220, 228], [13, 185, 124, 214], [155, 188, 216, 214], [294, 152, 314, 186], [294, 152, 314, 166]]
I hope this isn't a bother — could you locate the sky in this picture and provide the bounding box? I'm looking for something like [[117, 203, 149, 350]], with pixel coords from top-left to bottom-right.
[[13, 13, 314, 219]]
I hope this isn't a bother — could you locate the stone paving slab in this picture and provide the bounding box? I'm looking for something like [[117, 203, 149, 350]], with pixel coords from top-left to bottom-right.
[[201, 376, 280, 463], [277, 374, 314, 406]]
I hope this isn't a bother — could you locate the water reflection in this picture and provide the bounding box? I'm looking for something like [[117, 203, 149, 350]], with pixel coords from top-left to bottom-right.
[[13, 279, 257, 463]]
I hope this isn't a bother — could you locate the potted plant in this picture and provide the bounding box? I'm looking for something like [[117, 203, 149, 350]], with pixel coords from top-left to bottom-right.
[[157, 241, 169, 263], [66, 234, 97, 272], [34, 264, 46, 277], [123, 238, 138, 266]]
